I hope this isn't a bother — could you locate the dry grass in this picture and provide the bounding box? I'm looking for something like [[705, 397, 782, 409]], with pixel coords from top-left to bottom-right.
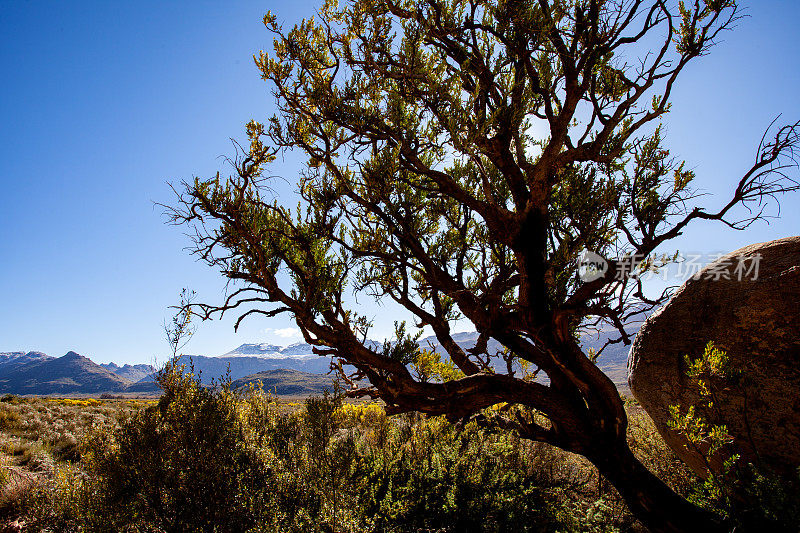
[[0, 396, 148, 523], [627, 402, 696, 496], [0, 393, 700, 532]]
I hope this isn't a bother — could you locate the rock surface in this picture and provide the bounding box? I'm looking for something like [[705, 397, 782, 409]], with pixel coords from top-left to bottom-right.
[[628, 236, 800, 478]]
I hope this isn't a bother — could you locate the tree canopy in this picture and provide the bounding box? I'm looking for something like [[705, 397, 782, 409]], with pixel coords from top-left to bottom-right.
[[170, 1, 799, 530]]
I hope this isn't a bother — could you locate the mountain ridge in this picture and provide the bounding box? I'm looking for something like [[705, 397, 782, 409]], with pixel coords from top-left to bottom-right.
[[2, 326, 639, 395], [231, 369, 334, 396], [99, 362, 155, 383], [0, 351, 131, 395]]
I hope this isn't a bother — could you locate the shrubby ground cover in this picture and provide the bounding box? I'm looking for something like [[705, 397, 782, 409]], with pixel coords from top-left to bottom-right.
[[0, 364, 796, 532]]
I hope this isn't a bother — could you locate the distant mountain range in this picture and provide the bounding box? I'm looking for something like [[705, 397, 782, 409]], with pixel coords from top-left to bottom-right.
[[0, 351, 134, 395], [222, 340, 383, 359], [99, 362, 155, 383], [0, 326, 638, 396]]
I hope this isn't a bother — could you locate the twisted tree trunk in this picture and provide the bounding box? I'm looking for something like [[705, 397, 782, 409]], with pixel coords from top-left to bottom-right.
[[589, 444, 727, 533]]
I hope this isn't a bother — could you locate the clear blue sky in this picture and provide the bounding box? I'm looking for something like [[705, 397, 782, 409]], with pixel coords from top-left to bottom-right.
[[1, 1, 799, 365]]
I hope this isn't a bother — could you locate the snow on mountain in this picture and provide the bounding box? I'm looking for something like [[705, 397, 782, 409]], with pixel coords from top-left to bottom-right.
[[0, 351, 53, 372], [270, 342, 316, 357], [0, 320, 641, 394], [223, 343, 304, 358], [219, 334, 495, 365], [222, 339, 388, 360]]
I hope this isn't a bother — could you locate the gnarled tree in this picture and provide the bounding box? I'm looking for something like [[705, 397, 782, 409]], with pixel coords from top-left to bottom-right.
[[169, 1, 800, 531]]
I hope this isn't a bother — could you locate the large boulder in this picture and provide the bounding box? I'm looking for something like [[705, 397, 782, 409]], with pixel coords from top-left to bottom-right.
[[628, 236, 800, 478]]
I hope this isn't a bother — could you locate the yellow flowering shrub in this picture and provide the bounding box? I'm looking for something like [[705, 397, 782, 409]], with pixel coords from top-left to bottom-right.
[[335, 402, 385, 427], [46, 398, 104, 407]]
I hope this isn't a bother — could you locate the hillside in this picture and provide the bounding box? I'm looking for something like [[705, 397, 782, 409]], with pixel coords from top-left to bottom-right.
[[101, 362, 155, 382], [0, 351, 131, 394], [0, 351, 52, 373], [134, 354, 334, 386], [231, 369, 335, 396]]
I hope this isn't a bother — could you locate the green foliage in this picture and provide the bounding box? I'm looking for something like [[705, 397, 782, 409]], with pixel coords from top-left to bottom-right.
[[412, 348, 464, 382], [687, 462, 800, 532], [168, 1, 800, 526], [9, 363, 651, 532], [15, 356, 799, 531], [668, 342, 739, 470], [352, 414, 567, 532], [86, 361, 275, 532], [668, 342, 800, 530], [164, 2, 800, 526]]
